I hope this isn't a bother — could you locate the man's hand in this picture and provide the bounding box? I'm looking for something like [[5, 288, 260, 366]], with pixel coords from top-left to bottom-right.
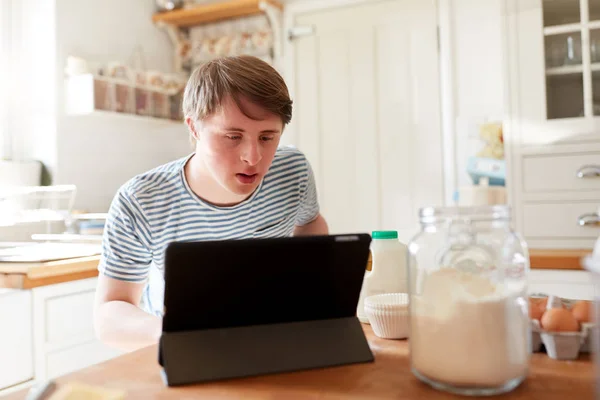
[[94, 275, 162, 352], [294, 213, 329, 236]]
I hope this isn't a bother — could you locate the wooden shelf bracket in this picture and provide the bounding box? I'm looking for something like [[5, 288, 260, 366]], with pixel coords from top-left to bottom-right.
[[259, 0, 283, 70], [154, 20, 189, 73]]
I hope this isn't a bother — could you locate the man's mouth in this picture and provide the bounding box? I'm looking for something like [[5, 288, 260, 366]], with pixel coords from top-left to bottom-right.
[[236, 173, 258, 184]]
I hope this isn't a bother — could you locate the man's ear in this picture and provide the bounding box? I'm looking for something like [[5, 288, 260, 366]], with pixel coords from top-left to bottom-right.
[[186, 117, 200, 141]]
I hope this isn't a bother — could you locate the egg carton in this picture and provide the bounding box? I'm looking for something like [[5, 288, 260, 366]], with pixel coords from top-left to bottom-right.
[[529, 294, 596, 360]]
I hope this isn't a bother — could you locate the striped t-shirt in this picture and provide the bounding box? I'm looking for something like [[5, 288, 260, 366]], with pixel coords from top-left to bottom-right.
[[98, 146, 320, 317]]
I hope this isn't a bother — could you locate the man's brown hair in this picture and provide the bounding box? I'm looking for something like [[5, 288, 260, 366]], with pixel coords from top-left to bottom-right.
[[182, 55, 293, 140]]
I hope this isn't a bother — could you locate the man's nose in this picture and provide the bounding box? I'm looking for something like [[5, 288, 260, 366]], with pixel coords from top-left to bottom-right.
[[241, 140, 262, 166]]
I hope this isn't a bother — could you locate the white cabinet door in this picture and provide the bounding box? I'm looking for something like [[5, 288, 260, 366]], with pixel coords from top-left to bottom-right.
[[0, 290, 33, 390], [32, 278, 123, 381], [291, 0, 443, 242], [510, 0, 600, 146]]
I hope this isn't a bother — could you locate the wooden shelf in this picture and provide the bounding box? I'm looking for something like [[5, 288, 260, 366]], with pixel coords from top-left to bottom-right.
[[65, 74, 185, 126], [152, 0, 283, 28]]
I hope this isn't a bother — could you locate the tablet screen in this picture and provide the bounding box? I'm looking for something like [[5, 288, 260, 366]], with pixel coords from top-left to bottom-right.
[[162, 234, 371, 333]]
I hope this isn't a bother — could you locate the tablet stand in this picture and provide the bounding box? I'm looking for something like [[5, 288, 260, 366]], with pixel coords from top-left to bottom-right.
[[158, 316, 374, 386]]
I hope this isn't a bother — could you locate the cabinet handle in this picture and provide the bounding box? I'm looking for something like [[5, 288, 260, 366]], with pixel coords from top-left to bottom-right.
[[578, 213, 600, 227], [576, 165, 600, 178]]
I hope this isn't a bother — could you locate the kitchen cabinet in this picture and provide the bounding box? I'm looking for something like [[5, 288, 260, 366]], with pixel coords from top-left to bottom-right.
[[0, 277, 122, 395], [510, 0, 600, 143], [31, 277, 123, 381], [0, 290, 33, 391], [506, 0, 600, 249]]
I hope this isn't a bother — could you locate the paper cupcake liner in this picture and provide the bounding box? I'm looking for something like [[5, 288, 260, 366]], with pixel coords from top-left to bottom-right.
[[364, 293, 409, 340], [365, 309, 409, 339], [364, 293, 409, 311]]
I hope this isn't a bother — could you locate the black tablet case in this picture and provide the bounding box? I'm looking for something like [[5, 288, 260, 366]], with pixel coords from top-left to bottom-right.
[[158, 234, 374, 386]]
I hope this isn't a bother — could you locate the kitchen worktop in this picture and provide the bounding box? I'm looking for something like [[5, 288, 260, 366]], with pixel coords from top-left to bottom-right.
[[2, 325, 593, 399], [0, 248, 590, 290], [528, 249, 591, 270], [0, 255, 99, 289]]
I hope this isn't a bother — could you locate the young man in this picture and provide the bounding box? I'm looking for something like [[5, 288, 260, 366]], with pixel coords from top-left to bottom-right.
[[93, 56, 328, 352]]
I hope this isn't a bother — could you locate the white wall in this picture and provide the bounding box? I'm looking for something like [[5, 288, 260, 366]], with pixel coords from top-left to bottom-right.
[[4, 0, 57, 173], [447, 0, 507, 189], [0, 1, 10, 160], [47, 0, 190, 212]]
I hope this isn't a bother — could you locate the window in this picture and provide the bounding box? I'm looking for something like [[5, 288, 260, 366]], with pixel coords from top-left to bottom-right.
[[0, 0, 12, 159]]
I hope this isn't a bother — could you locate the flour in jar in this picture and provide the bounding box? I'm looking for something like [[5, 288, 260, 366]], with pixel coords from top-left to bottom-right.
[[410, 268, 529, 387]]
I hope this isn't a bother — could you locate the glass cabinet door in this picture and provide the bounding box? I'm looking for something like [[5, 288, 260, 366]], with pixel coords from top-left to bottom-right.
[[592, 26, 600, 115], [543, 0, 600, 120], [543, 0, 583, 119], [511, 0, 600, 144]]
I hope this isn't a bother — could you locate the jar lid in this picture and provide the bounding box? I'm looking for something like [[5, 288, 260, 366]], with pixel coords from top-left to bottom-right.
[[419, 205, 510, 224], [372, 231, 398, 239]]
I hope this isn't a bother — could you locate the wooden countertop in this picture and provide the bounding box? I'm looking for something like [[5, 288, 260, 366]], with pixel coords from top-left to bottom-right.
[[367, 249, 592, 271], [3, 325, 594, 400], [0, 256, 99, 289], [0, 247, 590, 290], [529, 249, 591, 271], [0, 249, 591, 289]]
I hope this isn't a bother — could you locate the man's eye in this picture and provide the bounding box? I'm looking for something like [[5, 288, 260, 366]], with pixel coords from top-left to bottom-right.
[[226, 135, 241, 140], [260, 136, 274, 142]]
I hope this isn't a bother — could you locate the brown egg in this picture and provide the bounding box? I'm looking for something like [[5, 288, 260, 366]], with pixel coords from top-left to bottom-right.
[[541, 308, 580, 332], [529, 297, 548, 319], [571, 301, 593, 324], [529, 298, 544, 320]]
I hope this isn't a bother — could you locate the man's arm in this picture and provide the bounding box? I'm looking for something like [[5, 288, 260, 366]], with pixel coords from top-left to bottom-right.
[[95, 187, 160, 352], [94, 274, 162, 352], [294, 213, 329, 236]]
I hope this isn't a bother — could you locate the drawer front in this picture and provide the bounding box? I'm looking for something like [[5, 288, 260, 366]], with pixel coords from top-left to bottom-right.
[[523, 202, 600, 238], [523, 152, 600, 193]]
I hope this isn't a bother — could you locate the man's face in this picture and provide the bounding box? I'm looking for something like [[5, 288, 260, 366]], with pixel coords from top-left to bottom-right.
[[190, 96, 283, 199]]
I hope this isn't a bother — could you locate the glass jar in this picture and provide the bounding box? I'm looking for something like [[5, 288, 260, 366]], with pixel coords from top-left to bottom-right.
[[583, 236, 600, 400], [407, 205, 530, 396]]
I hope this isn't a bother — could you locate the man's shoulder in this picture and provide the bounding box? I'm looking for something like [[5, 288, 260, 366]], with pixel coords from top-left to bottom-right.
[[271, 145, 309, 170], [118, 155, 191, 202], [263, 146, 311, 188]]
